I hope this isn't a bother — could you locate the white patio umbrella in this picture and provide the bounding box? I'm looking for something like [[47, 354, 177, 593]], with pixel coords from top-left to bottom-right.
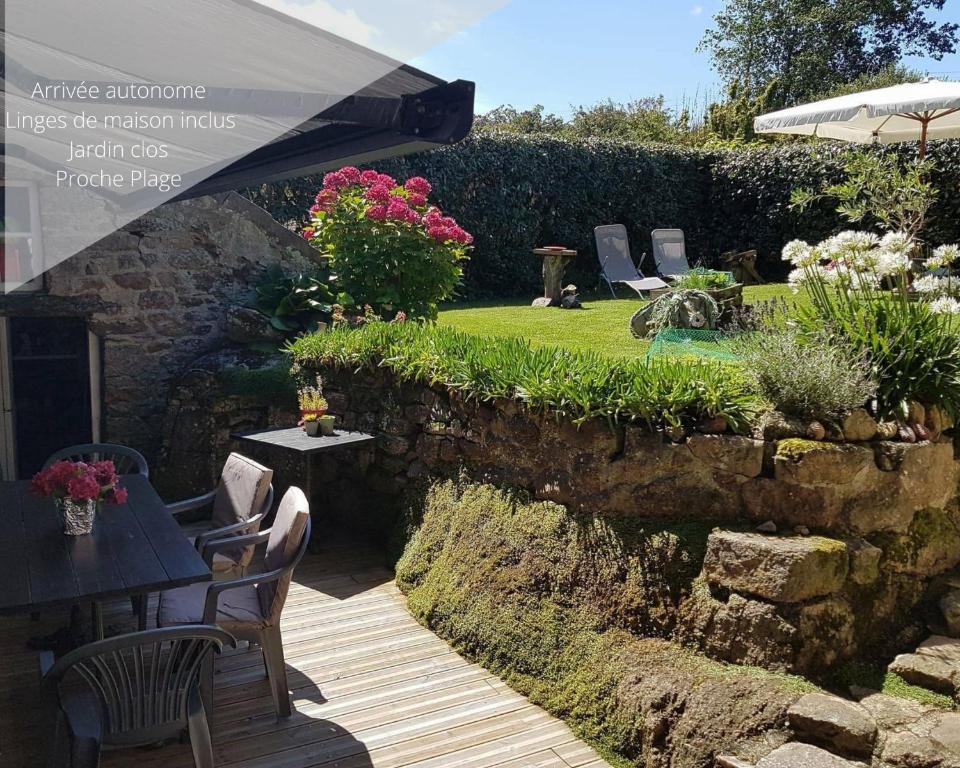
[[754, 79, 960, 160]]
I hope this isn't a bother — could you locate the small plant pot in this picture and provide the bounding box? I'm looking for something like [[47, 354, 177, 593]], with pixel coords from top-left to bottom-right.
[[301, 408, 327, 420], [58, 498, 96, 535], [318, 415, 336, 436], [304, 420, 320, 437]]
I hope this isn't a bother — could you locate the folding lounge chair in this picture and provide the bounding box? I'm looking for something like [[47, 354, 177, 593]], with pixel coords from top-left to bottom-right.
[[594, 224, 669, 298], [651, 229, 693, 278]]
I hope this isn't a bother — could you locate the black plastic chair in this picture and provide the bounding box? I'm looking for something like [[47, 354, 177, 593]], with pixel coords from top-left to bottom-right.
[[41, 625, 235, 768], [43, 443, 150, 479]]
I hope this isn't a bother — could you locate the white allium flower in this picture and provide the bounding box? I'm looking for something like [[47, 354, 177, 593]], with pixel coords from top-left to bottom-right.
[[818, 231, 881, 266], [782, 239, 817, 267], [929, 296, 960, 315], [926, 244, 960, 270], [914, 275, 952, 296], [874, 249, 912, 278], [879, 231, 914, 257]]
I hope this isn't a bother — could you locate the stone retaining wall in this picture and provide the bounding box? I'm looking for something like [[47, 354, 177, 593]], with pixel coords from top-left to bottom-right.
[[163, 357, 960, 675], [313, 365, 960, 674]]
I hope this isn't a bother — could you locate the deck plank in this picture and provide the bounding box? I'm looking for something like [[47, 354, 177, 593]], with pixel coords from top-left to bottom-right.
[[0, 533, 610, 768]]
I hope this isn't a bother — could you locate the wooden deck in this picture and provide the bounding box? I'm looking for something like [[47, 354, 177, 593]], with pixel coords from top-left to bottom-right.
[[0, 534, 610, 768]]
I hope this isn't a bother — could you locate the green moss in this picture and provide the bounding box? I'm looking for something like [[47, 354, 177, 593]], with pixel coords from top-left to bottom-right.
[[836, 661, 956, 710], [394, 477, 808, 765], [776, 438, 841, 461]]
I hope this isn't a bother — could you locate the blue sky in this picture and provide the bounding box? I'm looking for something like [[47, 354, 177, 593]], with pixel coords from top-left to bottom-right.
[[413, 0, 960, 118]]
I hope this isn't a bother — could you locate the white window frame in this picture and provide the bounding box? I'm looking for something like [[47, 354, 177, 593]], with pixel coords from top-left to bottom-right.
[[1, 179, 44, 293]]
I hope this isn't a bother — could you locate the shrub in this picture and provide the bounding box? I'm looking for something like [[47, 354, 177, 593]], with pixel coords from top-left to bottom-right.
[[304, 168, 471, 319], [245, 134, 960, 300], [289, 322, 760, 432], [672, 268, 736, 291], [738, 327, 877, 422], [254, 265, 350, 338], [783, 233, 960, 419]]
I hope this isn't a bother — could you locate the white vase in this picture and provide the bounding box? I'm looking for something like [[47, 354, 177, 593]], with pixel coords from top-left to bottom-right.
[[58, 498, 96, 535]]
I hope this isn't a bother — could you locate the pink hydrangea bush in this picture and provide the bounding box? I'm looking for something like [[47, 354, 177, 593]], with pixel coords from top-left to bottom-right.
[[304, 167, 472, 319], [31, 460, 129, 505]]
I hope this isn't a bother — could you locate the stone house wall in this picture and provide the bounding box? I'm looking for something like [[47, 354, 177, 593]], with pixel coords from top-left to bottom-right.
[[0, 193, 319, 493]]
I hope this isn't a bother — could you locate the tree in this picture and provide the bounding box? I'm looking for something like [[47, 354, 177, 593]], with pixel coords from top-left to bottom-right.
[[473, 105, 566, 135], [700, 0, 958, 107]]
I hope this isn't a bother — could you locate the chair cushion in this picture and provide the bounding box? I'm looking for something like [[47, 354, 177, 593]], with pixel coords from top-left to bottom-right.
[[258, 487, 309, 622], [186, 535, 245, 574], [158, 581, 265, 630], [211, 453, 272, 530]]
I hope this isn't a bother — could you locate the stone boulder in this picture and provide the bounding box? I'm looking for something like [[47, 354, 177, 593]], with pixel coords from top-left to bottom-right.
[[943, 590, 960, 638], [888, 635, 960, 694], [756, 743, 865, 767], [702, 531, 848, 603], [787, 693, 877, 757]]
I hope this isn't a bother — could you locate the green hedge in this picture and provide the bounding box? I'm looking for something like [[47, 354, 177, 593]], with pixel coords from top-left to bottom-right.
[[244, 135, 960, 300], [289, 322, 760, 432]]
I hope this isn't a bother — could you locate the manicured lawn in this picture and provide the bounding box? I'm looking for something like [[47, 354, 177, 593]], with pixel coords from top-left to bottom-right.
[[438, 284, 800, 359]]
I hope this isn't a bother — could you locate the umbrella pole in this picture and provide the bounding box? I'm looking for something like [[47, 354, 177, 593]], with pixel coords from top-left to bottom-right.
[[919, 118, 929, 162]]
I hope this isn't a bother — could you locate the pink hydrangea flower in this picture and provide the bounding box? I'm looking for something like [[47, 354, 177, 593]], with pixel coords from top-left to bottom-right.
[[314, 188, 338, 210], [323, 171, 349, 190], [365, 184, 391, 203], [386, 198, 410, 220], [360, 169, 381, 186], [365, 205, 388, 221], [427, 225, 448, 242], [67, 473, 101, 501], [302, 227, 315, 239], [90, 461, 118, 488], [377, 173, 398, 188], [106, 486, 128, 505], [340, 166, 362, 184], [404, 208, 421, 224], [423, 207, 443, 226], [405, 176, 432, 196], [407, 192, 427, 207]]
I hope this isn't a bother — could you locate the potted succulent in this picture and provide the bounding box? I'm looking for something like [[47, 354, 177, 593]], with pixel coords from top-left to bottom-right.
[[30, 460, 129, 535], [298, 378, 328, 421], [303, 413, 321, 437]]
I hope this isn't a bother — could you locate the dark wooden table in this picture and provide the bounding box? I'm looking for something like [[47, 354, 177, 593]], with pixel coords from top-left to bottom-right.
[[0, 475, 211, 638], [231, 427, 377, 521]]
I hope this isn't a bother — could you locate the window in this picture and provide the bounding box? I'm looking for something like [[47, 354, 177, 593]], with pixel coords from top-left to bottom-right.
[[1, 180, 44, 292]]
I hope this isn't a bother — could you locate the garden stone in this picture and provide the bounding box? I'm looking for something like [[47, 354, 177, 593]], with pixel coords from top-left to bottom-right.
[[853, 691, 928, 731], [881, 730, 960, 768], [756, 521, 777, 533], [530, 297, 553, 308], [907, 400, 926, 427], [797, 598, 856, 670], [687, 435, 764, 477], [876, 421, 899, 441], [773, 443, 874, 486], [756, 743, 863, 767], [807, 421, 826, 441], [702, 531, 848, 603], [888, 637, 960, 694], [787, 693, 877, 757], [847, 539, 882, 585], [941, 591, 960, 638], [224, 306, 284, 344], [759, 411, 806, 440], [841, 409, 878, 442], [716, 757, 755, 768]]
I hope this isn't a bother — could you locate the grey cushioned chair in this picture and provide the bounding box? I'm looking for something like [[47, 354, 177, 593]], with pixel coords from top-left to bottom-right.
[[158, 486, 312, 718], [43, 443, 149, 478], [167, 452, 275, 578], [595, 224, 670, 297], [41, 625, 235, 768], [651, 228, 693, 278]]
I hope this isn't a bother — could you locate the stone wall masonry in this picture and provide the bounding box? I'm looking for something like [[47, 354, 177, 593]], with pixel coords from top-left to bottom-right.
[[0, 193, 319, 494], [310, 364, 960, 675]]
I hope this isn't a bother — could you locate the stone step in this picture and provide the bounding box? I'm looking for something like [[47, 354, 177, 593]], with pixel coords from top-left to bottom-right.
[[787, 693, 877, 757], [755, 743, 867, 767], [702, 530, 848, 603], [888, 635, 960, 694]]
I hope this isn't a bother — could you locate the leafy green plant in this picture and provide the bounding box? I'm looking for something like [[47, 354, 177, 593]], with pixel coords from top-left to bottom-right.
[[791, 152, 938, 240], [783, 233, 960, 419], [305, 168, 471, 320], [289, 322, 760, 432], [254, 265, 352, 337], [737, 327, 877, 422], [672, 268, 736, 291]]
